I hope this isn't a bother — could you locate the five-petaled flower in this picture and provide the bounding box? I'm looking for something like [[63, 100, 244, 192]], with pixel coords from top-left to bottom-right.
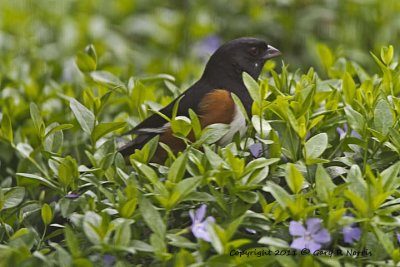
[[342, 225, 361, 244], [289, 218, 331, 253], [189, 204, 215, 242]]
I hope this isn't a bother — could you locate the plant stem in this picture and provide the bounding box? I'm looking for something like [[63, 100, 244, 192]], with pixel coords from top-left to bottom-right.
[[37, 224, 48, 250]]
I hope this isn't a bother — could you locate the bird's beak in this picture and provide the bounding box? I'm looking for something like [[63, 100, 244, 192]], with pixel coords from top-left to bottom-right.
[[262, 45, 281, 60]]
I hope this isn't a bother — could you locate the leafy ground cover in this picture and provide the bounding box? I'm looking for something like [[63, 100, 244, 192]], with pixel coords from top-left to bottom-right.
[[2, 1, 400, 267], [1, 41, 400, 266]]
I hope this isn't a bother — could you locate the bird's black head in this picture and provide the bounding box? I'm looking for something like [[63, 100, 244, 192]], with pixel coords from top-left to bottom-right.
[[202, 37, 281, 81]]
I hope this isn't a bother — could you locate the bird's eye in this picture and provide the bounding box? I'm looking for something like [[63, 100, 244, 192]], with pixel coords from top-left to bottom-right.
[[249, 46, 259, 56]]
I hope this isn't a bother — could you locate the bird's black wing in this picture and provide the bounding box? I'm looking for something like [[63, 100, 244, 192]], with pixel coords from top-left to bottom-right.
[[118, 80, 212, 156]]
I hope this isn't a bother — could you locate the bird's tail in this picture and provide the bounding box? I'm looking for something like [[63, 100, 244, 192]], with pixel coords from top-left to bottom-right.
[[117, 133, 156, 157]]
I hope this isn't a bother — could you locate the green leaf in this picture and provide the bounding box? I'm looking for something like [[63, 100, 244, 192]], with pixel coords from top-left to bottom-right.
[[225, 215, 245, 241], [0, 111, 13, 143], [169, 176, 203, 208], [286, 108, 299, 136], [171, 95, 184, 119], [150, 233, 168, 258], [373, 215, 400, 227], [344, 106, 365, 134], [16, 173, 59, 191], [120, 199, 137, 218], [139, 73, 176, 82], [269, 130, 282, 160], [131, 240, 154, 252], [167, 234, 197, 249], [298, 84, 316, 118], [251, 115, 271, 138], [75, 51, 96, 72], [342, 72, 356, 104], [43, 123, 65, 153], [317, 43, 334, 71], [236, 191, 258, 203], [41, 203, 53, 225], [30, 102, 45, 137], [347, 165, 367, 199], [381, 161, 400, 192], [244, 158, 279, 173], [262, 181, 293, 209], [344, 190, 368, 216], [258, 236, 289, 248], [303, 133, 328, 164], [188, 109, 202, 140], [203, 145, 226, 169], [285, 163, 304, 194], [85, 44, 97, 65], [90, 71, 125, 89], [139, 195, 166, 237], [114, 221, 132, 247], [58, 156, 79, 189], [132, 160, 168, 196], [231, 93, 250, 122], [373, 99, 394, 135], [170, 116, 192, 137], [197, 124, 229, 145], [315, 165, 336, 202], [129, 135, 159, 164], [243, 72, 261, 104], [16, 143, 33, 158], [10, 228, 30, 240], [167, 152, 188, 183], [44, 124, 74, 139], [381, 45, 394, 65], [207, 223, 224, 254], [65, 226, 80, 257], [70, 98, 95, 134], [1, 187, 25, 209], [82, 211, 102, 245], [370, 52, 392, 85], [92, 121, 127, 142], [328, 208, 346, 227], [372, 225, 394, 255], [389, 127, 400, 151], [183, 192, 215, 202], [50, 242, 73, 267]]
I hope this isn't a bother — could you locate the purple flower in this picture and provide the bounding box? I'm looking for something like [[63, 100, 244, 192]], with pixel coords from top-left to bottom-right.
[[102, 254, 116, 266], [189, 204, 215, 242], [289, 218, 331, 253], [194, 35, 222, 58], [342, 225, 361, 244], [336, 124, 361, 139], [249, 143, 263, 158], [65, 192, 80, 199], [397, 233, 400, 244]]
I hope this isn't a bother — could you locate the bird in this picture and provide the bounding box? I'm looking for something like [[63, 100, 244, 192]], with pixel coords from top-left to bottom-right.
[[119, 37, 281, 161]]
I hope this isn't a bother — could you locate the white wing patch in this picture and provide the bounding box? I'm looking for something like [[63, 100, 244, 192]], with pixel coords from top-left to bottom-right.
[[136, 122, 171, 134], [218, 103, 247, 146]]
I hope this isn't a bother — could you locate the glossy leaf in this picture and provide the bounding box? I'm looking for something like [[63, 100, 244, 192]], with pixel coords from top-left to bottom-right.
[[41, 204, 53, 225], [70, 98, 95, 134]]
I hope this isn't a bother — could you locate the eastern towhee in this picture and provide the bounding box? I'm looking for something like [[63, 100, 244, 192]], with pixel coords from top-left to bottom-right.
[[119, 37, 281, 161]]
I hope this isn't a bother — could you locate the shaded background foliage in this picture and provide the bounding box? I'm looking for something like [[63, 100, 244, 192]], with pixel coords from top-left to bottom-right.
[[1, 0, 400, 80]]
